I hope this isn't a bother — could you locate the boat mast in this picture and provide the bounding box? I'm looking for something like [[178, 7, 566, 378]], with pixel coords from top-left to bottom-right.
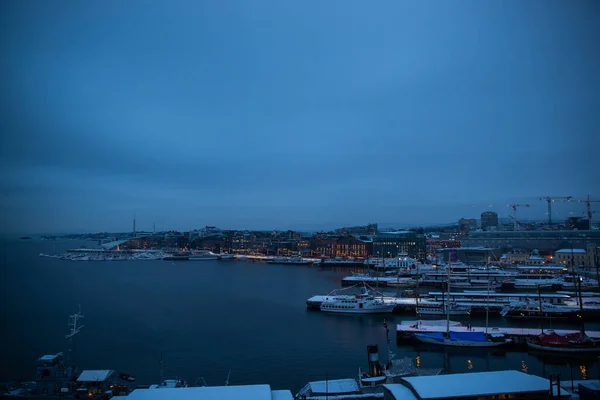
[[446, 258, 451, 335], [537, 284, 544, 334], [486, 261, 490, 335]]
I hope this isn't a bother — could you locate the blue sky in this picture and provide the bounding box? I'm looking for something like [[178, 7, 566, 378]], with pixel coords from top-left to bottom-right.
[[1, 0, 599, 233]]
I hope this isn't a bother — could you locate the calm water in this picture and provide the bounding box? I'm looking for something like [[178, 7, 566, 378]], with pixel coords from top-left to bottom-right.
[[1, 239, 599, 391]]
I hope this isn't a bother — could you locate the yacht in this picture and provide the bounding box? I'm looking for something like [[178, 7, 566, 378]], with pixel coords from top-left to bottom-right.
[[188, 250, 219, 261], [500, 300, 579, 319], [218, 253, 236, 260], [320, 288, 394, 314]]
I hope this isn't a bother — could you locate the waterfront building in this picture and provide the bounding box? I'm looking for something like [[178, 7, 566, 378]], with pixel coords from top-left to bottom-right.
[[311, 238, 337, 258], [481, 211, 498, 231], [334, 236, 372, 258], [426, 239, 461, 257], [463, 230, 600, 252], [555, 248, 587, 267], [437, 247, 496, 264], [373, 231, 426, 261]]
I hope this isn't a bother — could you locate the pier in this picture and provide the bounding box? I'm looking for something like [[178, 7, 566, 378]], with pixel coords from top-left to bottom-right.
[[396, 320, 600, 344]]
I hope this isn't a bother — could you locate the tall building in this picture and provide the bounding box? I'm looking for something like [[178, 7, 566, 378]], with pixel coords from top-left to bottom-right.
[[458, 218, 477, 233], [481, 211, 499, 231], [567, 217, 590, 230], [372, 231, 426, 260]]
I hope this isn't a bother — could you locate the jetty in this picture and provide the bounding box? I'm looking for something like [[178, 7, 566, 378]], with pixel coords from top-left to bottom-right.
[[396, 319, 600, 344]]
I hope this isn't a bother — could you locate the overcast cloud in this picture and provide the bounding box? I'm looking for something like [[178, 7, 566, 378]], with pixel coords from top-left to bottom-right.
[[1, 0, 599, 233]]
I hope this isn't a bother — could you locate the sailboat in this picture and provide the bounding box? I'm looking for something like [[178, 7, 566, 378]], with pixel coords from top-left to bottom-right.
[[526, 255, 600, 353], [414, 263, 511, 347]]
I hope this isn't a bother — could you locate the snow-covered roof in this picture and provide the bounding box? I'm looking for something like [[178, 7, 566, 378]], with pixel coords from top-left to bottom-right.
[[39, 354, 58, 361], [306, 379, 359, 395], [555, 249, 586, 253], [270, 390, 294, 400], [383, 383, 418, 400], [400, 371, 552, 399], [77, 370, 113, 382], [126, 385, 274, 400]]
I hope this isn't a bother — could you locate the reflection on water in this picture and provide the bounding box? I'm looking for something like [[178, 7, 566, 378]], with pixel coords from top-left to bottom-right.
[[403, 343, 599, 381]]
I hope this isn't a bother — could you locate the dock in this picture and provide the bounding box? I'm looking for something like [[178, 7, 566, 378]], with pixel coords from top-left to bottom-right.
[[396, 319, 600, 344]]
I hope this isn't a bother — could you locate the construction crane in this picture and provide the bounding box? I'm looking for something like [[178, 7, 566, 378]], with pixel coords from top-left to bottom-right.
[[539, 196, 572, 225], [575, 194, 600, 229], [507, 204, 530, 231]]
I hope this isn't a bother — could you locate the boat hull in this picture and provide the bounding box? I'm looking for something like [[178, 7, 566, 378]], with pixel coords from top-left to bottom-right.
[[526, 341, 600, 353], [415, 334, 508, 347], [320, 307, 395, 314]]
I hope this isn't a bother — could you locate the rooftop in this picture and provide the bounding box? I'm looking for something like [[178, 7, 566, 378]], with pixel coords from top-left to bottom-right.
[[397, 370, 554, 399], [77, 370, 113, 382], [125, 385, 283, 400], [556, 249, 586, 253]]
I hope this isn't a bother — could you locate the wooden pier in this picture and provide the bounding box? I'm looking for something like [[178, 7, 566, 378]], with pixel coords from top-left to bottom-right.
[[396, 320, 600, 344]]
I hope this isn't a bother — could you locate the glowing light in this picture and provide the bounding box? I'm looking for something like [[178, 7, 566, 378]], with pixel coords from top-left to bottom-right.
[[580, 365, 587, 379], [521, 360, 528, 373], [467, 359, 473, 370], [416, 355, 421, 368]]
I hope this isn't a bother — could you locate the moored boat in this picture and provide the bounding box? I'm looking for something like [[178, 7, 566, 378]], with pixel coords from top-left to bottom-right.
[[526, 331, 600, 353], [414, 331, 511, 347], [320, 288, 394, 314]]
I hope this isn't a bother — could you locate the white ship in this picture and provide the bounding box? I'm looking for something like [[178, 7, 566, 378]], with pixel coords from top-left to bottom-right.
[[320, 288, 395, 314]]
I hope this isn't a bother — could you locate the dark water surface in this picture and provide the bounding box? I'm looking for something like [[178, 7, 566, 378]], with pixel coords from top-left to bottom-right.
[[1, 239, 599, 391]]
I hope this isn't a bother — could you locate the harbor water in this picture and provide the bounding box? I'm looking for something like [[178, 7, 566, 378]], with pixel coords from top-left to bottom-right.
[[1, 238, 599, 392]]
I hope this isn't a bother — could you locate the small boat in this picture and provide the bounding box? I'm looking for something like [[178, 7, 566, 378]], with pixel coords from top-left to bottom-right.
[[320, 288, 394, 314], [119, 373, 136, 382], [526, 331, 600, 353], [414, 331, 511, 347]]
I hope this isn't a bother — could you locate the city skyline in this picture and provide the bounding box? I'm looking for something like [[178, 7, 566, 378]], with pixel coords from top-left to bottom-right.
[[1, 0, 599, 234]]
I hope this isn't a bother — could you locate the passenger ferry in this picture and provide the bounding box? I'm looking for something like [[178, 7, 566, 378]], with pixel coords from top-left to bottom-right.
[[320, 288, 395, 314]]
